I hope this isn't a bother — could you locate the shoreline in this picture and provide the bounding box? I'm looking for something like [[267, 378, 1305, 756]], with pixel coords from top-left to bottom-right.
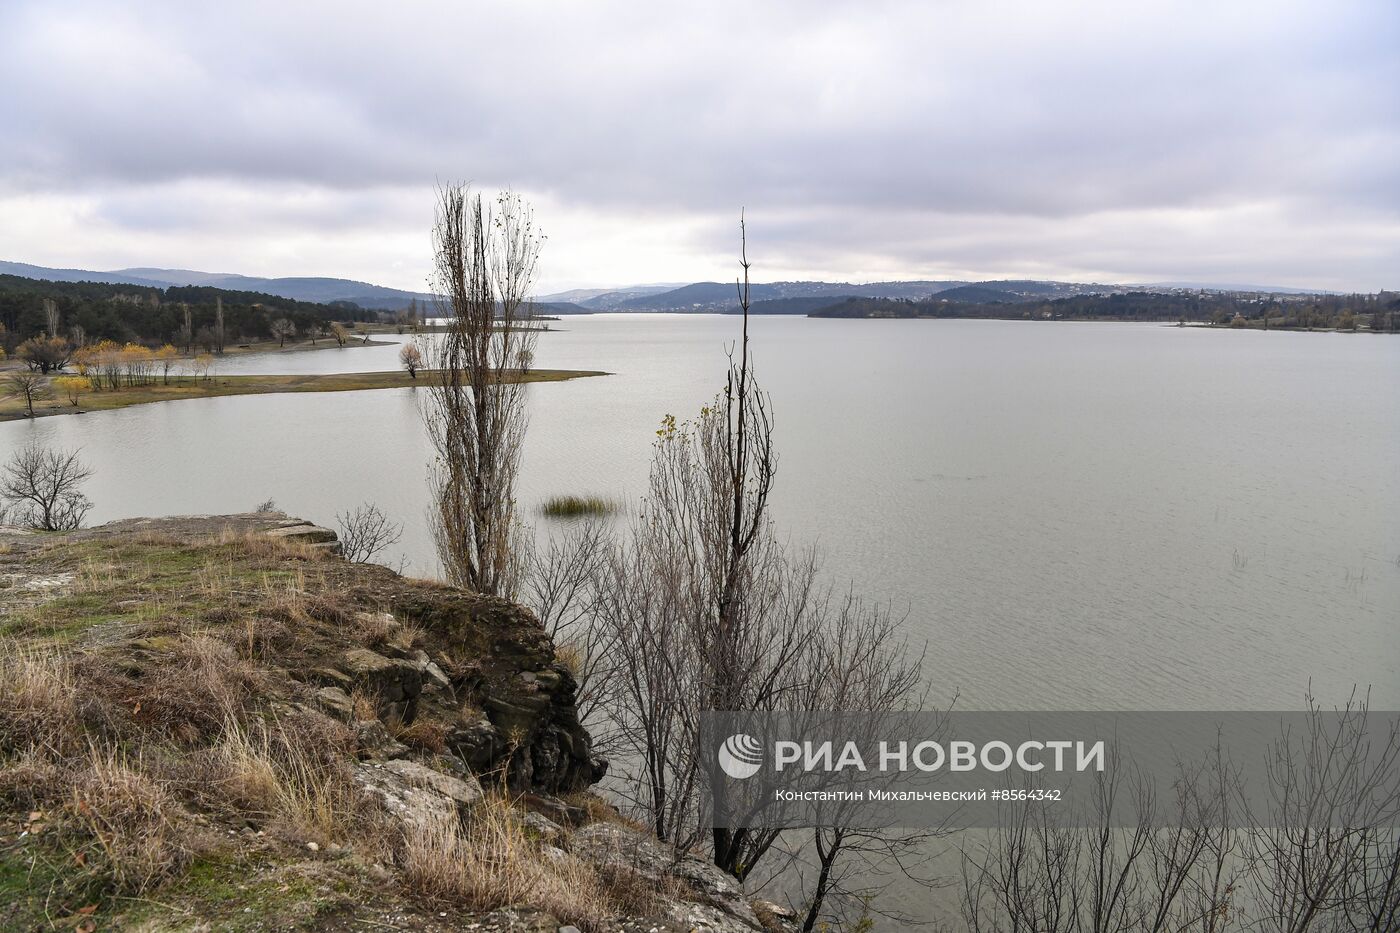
[[0, 368, 608, 422]]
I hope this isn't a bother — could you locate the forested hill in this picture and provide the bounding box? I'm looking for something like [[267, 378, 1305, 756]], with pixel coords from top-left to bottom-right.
[[0, 274, 377, 349], [809, 290, 1400, 331]]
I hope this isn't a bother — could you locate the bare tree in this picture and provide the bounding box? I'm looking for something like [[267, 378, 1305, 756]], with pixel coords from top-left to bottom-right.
[[329, 322, 349, 348], [213, 296, 226, 354], [0, 444, 94, 530], [270, 318, 296, 347], [43, 297, 60, 338], [336, 502, 405, 564], [582, 218, 932, 928], [399, 342, 423, 379], [5, 370, 49, 417], [519, 518, 615, 730], [1244, 692, 1400, 932], [421, 184, 541, 597]]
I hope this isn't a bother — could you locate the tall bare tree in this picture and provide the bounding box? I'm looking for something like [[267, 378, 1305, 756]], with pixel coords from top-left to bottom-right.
[[581, 217, 931, 928], [43, 298, 60, 338], [213, 296, 226, 354], [422, 184, 541, 597]]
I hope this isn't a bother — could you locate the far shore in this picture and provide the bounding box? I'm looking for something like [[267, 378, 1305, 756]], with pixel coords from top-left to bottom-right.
[[0, 368, 608, 422]]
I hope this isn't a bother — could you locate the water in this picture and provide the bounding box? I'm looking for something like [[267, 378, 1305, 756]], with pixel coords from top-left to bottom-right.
[[3, 315, 1397, 714]]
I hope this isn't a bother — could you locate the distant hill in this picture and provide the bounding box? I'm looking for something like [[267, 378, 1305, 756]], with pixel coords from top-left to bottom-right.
[[0, 262, 435, 311], [608, 280, 965, 312]]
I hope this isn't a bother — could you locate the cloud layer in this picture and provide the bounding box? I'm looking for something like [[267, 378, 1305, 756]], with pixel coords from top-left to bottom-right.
[[1, 0, 1396, 291]]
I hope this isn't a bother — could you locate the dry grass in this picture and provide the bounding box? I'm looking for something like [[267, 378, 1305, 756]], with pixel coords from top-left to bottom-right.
[[399, 794, 666, 932], [70, 745, 193, 894], [201, 715, 360, 847], [390, 718, 448, 754], [0, 641, 81, 755]]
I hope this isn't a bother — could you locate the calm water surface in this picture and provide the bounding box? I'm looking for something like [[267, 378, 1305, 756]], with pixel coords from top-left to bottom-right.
[[2, 316, 1397, 710]]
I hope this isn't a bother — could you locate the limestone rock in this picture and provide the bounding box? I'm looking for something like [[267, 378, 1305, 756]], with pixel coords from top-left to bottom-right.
[[569, 823, 761, 930], [379, 758, 482, 808]]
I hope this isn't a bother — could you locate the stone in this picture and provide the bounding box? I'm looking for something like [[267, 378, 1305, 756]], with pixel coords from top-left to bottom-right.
[[380, 758, 483, 808], [355, 719, 410, 760], [264, 523, 339, 545], [353, 762, 457, 829], [339, 648, 422, 704], [570, 823, 761, 930], [522, 811, 566, 845], [312, 685, 354, 719]]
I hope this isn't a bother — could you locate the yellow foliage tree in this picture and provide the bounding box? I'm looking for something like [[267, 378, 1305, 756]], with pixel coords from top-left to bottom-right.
[[52, 375, 90, 406]]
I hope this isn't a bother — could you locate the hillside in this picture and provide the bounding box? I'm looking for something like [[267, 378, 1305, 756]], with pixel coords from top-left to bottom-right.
[[0, 262, 434, 312], [0, 274, 377, 349], [0, 515, 782, 932]]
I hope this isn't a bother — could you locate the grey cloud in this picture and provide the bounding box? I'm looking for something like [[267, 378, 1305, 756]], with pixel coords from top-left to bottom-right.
[[0, 0, 1396, 290]]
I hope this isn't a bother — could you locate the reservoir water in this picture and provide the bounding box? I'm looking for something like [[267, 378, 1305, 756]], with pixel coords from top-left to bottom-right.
[[2, 315, 1396, 712]]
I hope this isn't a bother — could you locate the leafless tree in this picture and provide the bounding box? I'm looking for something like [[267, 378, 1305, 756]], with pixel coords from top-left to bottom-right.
[[421, 183, 541, 597], [1243, 691, 1400, 932], [581, 218, 932, 928], [959, 693, 1400, 933], [0, 444, 94, 530], [336, 502, 404, 564], [399, 342, 423, 379], [329, 322, 349, 348], [43, 297, 60, 338], [519, 518, 615, 730], [180, 303, 193, 352], [213, 296, 226, 354], [270, 318, 296, 347], [5, 370, 49, 417]]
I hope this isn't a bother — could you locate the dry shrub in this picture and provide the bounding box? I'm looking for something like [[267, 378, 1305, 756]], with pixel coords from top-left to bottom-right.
[[399, 795, 666, 932], [71, 745, 191, 894], [554, 640, 585, 679], [143, 635, 262, 741], [0, 751, 64, 808], [355, 610, 398, 648], [391, 718, 448, 754], [349, 687, 380, 722], [76, 634, 263, 745], [0, 642, 80, 755]]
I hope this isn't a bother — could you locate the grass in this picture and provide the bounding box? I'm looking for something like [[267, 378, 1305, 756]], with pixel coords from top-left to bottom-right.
[[0, 368, 609, 422], [399, 793, 667, 933], [0, 523, 694, 930], [539, 495, 620, 519]]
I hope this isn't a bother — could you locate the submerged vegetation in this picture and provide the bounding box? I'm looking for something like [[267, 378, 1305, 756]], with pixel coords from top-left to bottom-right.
[[539, 495, 620, 519]]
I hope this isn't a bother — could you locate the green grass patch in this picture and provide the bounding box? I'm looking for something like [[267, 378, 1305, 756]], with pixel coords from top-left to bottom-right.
[[538, 495, 620, 519]]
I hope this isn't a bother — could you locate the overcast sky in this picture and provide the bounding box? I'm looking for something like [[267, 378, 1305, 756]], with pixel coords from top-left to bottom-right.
[[1, 0, 1396, 293]]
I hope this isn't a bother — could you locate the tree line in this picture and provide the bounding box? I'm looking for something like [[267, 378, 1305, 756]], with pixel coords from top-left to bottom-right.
[[813, 290, 1400, 330], [0, 273, 377, 354]]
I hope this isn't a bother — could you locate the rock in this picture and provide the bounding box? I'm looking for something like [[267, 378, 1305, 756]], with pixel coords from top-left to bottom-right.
[[312, 685, 355, 719], [522, 811, 566, 845], [353, 762, 457, 829], [339, 647, 422, 722], [355, 719, 410, 760], [422, 660, 452, 691], [264, 523, 339, 545], [380, 758, 483, 807], [524, 793, 586, 827], [570, 823, 761, 931]]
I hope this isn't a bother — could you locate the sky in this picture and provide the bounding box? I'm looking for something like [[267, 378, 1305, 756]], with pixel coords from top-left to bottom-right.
[[1, 0, 1397, 294]]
